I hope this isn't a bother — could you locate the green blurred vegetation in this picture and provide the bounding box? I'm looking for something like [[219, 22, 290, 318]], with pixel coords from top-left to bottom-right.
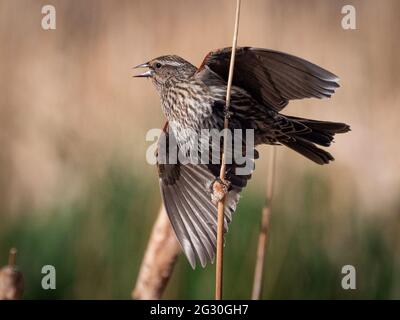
[[1, 165, 399, 299]]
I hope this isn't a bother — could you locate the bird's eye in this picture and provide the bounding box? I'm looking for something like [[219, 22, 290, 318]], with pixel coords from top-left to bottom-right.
[[155, 62, 162, 69]]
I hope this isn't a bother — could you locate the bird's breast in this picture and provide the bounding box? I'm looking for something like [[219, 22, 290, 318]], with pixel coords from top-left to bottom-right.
[[160, 80, 219, 154], [161, 81, 215, 130]]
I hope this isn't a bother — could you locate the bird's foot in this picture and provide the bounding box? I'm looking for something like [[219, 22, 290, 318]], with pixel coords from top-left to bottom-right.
[[224, 108, 233, 120], [208, 178, 231, 206]]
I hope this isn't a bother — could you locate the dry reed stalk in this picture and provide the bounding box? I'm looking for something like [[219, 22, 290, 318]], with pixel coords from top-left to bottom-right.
[[132, 205, 181, 300], [251, 147, 277, 300], [215, 0, 241, 300], [0, 248, 24, 300]]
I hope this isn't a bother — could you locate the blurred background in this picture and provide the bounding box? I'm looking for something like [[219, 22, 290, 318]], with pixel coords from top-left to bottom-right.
[[0, 0, 399, 299]]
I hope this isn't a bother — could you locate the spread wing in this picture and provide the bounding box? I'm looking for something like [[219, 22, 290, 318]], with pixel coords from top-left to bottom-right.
[[157, 127, 254, 268], [199, 47, 340, 112]]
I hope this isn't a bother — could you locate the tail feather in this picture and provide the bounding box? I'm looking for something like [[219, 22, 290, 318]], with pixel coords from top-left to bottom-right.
[[279, 116, 350, 165], [287, 116, 351, 134], [298, 130, 334, 147], [281, 138, 334, 165]]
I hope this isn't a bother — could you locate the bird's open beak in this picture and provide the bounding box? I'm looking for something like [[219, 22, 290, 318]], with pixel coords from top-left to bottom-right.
[[133, 62, 154, 78]]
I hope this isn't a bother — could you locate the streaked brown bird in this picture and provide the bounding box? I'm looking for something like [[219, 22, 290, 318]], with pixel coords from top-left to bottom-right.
[[134, 47, 350, 268]]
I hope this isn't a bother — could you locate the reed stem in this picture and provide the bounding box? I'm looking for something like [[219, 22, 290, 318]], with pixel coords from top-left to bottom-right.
[[251, 147, 277, 300], [215, 0, 241, 300]]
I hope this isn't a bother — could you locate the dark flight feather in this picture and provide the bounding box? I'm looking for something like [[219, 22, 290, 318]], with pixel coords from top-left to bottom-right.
[[200, 47, 340, 112], [157, 128, 250, 268]]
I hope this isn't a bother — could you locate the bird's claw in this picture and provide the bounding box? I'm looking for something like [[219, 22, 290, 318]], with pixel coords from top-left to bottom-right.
[[207, 178, 231, 206], [224, 108, 233, 119]]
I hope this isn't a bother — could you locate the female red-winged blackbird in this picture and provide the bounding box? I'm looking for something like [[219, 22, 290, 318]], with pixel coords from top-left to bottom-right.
[[134, 47, 350, 268]]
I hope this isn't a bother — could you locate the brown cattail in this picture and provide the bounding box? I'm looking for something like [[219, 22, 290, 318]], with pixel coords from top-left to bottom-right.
[[133, 206, 181, 300], [0, 248, 24, 300]]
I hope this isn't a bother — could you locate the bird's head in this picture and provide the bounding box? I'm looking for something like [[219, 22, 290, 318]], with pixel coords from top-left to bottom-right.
[[133, 55, 197, 91]]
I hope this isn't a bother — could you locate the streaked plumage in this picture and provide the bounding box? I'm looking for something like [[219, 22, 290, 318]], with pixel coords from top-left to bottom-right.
[[135, 47, 350, 268]]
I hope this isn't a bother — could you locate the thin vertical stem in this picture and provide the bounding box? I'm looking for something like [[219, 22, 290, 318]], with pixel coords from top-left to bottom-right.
[[252, 147, 277, 300], [216, 0, 241, 300], [8, 248, 17, 267]]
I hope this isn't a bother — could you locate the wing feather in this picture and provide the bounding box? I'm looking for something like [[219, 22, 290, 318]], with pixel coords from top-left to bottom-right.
[[160, 163, 243, 268], [199, 46, 340, 112], [157, 126, 253, 268]]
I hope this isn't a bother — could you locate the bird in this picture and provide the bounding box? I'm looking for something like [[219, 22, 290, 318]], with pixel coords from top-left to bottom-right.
[[134, 47, 350, 268]]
